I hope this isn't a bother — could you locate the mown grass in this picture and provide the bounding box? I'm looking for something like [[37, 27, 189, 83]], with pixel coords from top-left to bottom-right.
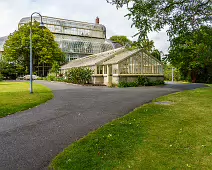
[[50, 85, 212, 170], [0, 82, 53, 118]]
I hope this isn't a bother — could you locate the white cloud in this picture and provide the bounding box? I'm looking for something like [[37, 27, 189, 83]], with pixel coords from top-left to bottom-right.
[[0, 0, 169, 53]]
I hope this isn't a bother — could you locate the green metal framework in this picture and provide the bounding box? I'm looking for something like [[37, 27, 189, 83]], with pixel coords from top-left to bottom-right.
[[19, 16, 114, 62]]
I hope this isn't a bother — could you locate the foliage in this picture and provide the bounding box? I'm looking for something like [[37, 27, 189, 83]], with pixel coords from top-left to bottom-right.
[[65, 67, 94, 84], [135, 39, 162, 61], [0, 60, 25, 79], [107, 0, 212, 40], [149, 80, 165, 86], [3, 21, 65, 76], [47, 73, 57, 81], [163, 63, 181, 81], [0, 73, 3, 81], [151, 49, 161, 61], [167, 26, 212, 83], [110, 35, 132, 46], [50, 85, 212, 170], [137, 75, 150, 86], [0, 82, 53, 118], [118, 81, 139, 88], [51, 61, 61, 77], [118, 76, 164, 88]]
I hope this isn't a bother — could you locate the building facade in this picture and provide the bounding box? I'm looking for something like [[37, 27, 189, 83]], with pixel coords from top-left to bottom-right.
[[19, 16, 114, 62]]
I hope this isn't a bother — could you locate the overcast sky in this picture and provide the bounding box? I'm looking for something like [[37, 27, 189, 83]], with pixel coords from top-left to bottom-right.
[[0, 0, 169, 54]]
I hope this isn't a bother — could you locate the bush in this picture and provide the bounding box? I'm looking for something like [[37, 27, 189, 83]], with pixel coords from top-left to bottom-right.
[[118, 81, 139, 88], [137, 76, 150, 86], [56, 77, 65, 82], [118, 76, 165, 88], [37, 77, 44, 80], [47, 73, 57, 81], [65, 67, 93, 84]]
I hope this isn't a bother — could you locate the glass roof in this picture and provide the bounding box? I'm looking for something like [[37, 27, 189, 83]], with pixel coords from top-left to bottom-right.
[[19, 16, 106, 32]]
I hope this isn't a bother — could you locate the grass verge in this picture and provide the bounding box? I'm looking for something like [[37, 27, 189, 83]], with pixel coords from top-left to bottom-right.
[[50, 85, 212, 170], [0, 82, 53, 118]]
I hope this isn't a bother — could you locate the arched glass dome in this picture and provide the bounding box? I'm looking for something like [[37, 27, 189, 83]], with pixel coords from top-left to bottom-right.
[[19, 16, 114, 61]]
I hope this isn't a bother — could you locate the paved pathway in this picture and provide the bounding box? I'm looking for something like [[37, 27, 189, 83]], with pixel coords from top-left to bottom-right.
[[0, 81, 206, 170]]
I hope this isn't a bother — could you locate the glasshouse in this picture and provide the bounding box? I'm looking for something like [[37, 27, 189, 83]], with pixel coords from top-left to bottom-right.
[[19, 16, 115, 61], [61, 47, 164, 85]]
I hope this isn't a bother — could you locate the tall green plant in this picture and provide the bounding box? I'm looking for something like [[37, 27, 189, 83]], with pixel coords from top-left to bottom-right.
[[66, 67, 94, 84]]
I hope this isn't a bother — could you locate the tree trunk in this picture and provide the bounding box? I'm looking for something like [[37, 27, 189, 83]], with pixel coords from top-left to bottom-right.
[[191, 71, 197, 83]]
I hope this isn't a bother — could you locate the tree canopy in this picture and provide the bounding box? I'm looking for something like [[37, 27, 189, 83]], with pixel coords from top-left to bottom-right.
[[107, 0, 212, 40], [0, 61, 23, 79], [110, 35, 132, 46], [134, 39, 162, 61], [168, 26, 212, 83], [3, 21, 65, 76]]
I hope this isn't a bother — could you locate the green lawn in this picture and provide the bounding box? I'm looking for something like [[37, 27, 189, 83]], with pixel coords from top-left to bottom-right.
[[0, 82, 53, 118], [50, 85, 212, 170]]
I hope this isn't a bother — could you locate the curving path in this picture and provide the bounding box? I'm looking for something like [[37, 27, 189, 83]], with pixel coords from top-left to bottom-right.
[[0, 81, 206, 170]]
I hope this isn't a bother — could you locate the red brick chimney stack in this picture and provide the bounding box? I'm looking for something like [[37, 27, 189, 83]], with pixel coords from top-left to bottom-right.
[[96, 17, 99, 24]]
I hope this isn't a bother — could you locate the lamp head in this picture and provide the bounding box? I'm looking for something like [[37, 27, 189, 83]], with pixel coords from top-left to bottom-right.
[[39, 22, 45, 29]]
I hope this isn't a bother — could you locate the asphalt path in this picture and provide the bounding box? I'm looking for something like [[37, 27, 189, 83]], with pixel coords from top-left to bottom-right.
[[0, 81, 206, 170]]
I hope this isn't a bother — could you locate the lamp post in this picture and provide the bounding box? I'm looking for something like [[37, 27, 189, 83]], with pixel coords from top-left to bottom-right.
[[30, 12, 45, 93]]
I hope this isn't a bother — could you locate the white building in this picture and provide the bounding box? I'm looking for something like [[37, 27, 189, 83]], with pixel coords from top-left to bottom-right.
[[61, 47, 164, 85]]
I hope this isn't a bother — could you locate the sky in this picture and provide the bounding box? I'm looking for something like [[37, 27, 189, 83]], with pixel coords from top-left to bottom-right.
[[0, 0, 170, 54]]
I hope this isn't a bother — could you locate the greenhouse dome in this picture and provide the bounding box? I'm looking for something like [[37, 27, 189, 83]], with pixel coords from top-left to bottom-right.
[[19, 16, 114, 62]]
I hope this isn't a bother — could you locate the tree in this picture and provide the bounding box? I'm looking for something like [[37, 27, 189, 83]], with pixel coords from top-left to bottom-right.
[[107, 0, 211, 40], [163, 63, 181, 81], [0, 60, 25, 79], [135, 39, 162, 61], [51, 61, 61, 77], [151, 49, 161, 61], [168, 26, 212, 83], [140, 39, 155, 52], [3, 21, 65, 76], [110, 35, 132, 46]]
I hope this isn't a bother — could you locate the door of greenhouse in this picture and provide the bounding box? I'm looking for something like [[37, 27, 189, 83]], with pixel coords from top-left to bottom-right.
[[108, 65, 112, 85]]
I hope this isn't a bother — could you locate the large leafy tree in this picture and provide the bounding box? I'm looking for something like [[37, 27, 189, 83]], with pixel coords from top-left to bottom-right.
[[0, 60, 25, 79], [168, 26, 212, 83], [110, 35, 132, 46], [3, 21, 65, 76], [107, 0, 212, 40], [135, 39, 162, 61]]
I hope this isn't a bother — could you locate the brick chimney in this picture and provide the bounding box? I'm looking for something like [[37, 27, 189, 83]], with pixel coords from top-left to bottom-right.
[[95, 17, 99, 24]]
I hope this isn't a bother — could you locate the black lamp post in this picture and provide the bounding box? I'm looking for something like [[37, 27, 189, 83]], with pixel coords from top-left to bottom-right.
[[30, 12, 45, 93]]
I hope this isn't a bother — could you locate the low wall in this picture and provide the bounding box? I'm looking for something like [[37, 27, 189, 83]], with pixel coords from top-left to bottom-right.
[[113, 74, 164, 84], [91, 75, 104, 84], [92, 74, 164, 85]]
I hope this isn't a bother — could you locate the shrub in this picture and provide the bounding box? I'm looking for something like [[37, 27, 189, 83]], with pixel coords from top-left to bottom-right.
[[118, 81, 139, 88], [47, 73, 57, 81], [56, 77, 65, 82], [37, 77, 44, 80], [137, 76, 149, 86], [65, 67, 93, 84], [118, 76, 165, 88], [118, 82, 129, 88]]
